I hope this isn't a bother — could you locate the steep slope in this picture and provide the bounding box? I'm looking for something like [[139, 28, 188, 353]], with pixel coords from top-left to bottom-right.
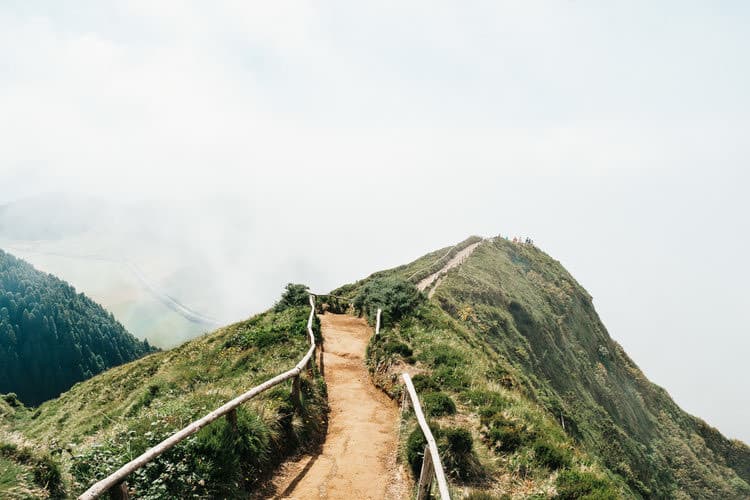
[[0, 291, 327, 498], [0, 249, 156, 405], [340, 236, 749, 498]]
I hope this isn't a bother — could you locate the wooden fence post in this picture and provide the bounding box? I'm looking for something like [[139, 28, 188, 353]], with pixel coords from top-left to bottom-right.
[[291, 375, 301, 411], [226, 408, 238, 433], [308, 347, 316, 375], [416, 444, 435, 500], [319, 343, 325, 377], [108, 481, 128, 500], [401, 389, 410, 413]]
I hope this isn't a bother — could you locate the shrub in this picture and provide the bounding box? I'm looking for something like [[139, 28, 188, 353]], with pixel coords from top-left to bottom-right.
[[32, 455, 64, 498], [274, 283, 310, 312], [533, 440, 571, 470], [463, 390, 509, 415], [383, 341, 413, 358], [411, 374, 440, 393], [441, 427, 482, 480], [353, 277, 424, 325], [482, 415, 534, 453], [418, 344, 464, 368], [406, 427, 430, 477], [444, 427, 473, 455], [422, 392, 456, 417], [2, 393, 21, 408], [433, 366, 470, 390], [556, 469, 619, 499]]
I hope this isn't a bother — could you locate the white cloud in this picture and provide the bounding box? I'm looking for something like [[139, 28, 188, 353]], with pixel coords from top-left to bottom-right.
[[0, 1, 748, 443]]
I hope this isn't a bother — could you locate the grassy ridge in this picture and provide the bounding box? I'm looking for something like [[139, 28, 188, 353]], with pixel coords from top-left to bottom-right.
[[350, 236, 749, 498], [1, 304, 327, 498]]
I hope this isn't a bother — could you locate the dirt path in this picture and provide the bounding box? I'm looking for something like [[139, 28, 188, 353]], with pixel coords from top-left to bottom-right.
[[417, 241, 482, 297], [271, 314, 406, 499]]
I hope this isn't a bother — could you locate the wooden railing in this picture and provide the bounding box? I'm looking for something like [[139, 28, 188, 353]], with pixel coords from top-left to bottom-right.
[[79, 295, 320, 500], [401, 373, 451, 500]]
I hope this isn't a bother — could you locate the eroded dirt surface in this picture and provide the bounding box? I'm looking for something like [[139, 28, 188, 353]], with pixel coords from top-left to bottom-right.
[[417, 241, 482, 297], [271, 314, 406, 499]]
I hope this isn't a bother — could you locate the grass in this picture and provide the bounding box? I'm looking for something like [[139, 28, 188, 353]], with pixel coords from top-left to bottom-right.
[[2, 304, 327, 498], [351, 235, 750, 498]]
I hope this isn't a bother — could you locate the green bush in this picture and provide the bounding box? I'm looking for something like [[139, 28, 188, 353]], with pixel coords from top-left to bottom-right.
[[406, 424, 484, 482], [556, 469, 619, 499], [0, 442, 64, 497], [422, 392, 456, 417], [2, 393, 21, 408], [194, 407, 272, 487], [383, 341, 413, 358], [444, 427, 474, 455], [411, 374, 440, 393], [32, 455, 64, 498], [353, 277, 424, 325], [463, 390, 509, 413], [482, 415, 534, 453], [274, 283, 310, 312], [441, 427, 482, 480], [406, 427, 429, 477], [533, 440, 570, 470], [433, 366, 470, 390], [417, 344, 465, 368]]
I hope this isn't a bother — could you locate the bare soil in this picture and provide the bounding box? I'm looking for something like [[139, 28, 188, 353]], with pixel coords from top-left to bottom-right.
[[417, 241, 482, 297], [270, 314, 407, 499]]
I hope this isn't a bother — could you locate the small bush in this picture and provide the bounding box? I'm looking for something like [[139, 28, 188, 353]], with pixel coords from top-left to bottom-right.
[[433, 366, 470, 390], [444, 427, 473, 455], [383, 341, 413, 358], [482, 415, 534, 453], [533, 440, 570, 470], [411, 374, 440, 393], [556, 469, 619, 499], [406, 427, 429, 477], [274, 283, 310, 312], [2, 393, 21, 408], [422, 392, 456, 417], [441, 427, 482, 480], [353, 277, 424, 325], [463, 390, 509, 415], [418, 344, 465, 368], [33, 455, 64, 497]]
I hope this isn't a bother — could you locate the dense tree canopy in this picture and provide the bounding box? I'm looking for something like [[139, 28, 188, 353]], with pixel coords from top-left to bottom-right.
[[0, 249, 156, 405]]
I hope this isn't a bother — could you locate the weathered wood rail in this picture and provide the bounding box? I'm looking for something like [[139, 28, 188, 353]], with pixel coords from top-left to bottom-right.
[[402, 373, 451, 500], [79, 295, 320, 500]]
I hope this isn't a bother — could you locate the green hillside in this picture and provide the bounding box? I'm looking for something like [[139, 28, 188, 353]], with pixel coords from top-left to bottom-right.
[[2, 238, 747, 499], [340, 236, 749, 498], [0, 249, 156, 405], [0, 287, 326, 499]]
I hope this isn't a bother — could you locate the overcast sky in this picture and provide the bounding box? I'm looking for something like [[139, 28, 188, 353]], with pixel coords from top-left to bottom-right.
[[1, 2, 748, 442]]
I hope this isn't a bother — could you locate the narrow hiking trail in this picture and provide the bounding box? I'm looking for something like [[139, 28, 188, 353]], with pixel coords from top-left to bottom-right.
[[417, 241, 482, 297], [271, 313, 406, 499]]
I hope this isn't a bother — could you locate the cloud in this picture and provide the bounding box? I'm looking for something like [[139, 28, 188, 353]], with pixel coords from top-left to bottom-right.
[[0, 0, 748, 443]]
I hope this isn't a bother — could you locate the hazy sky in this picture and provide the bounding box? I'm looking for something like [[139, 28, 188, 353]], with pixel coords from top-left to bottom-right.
[[1, 2, 748, 442]]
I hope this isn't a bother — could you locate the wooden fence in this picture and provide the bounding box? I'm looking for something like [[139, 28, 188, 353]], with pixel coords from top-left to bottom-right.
[[401, 373, 451, 500], [78, 295, 320, 500]]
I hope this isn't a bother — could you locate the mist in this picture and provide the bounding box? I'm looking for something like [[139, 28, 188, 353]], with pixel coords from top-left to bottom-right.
[[1, 1, 748, 444]]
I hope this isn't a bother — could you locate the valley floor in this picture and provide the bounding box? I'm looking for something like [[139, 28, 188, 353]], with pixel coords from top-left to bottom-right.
[[270, 313, 407, 499]]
